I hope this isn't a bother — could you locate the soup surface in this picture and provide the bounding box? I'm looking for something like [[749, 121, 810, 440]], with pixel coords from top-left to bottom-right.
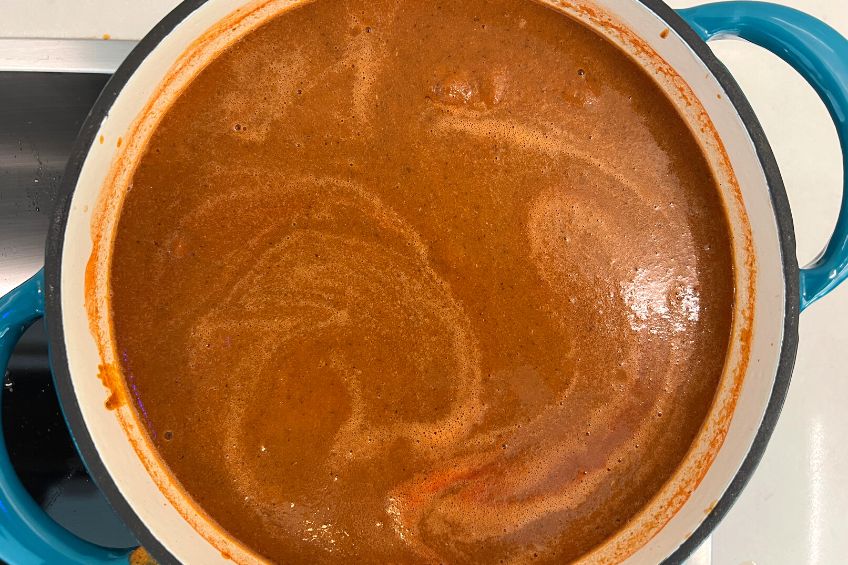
[[109, 0, 735, 562]]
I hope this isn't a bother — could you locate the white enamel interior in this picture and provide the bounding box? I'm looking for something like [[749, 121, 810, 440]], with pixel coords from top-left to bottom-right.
[[57, 0, 787, 562]]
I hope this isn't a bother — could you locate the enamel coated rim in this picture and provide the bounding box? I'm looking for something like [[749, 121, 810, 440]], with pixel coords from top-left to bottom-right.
[[43, 0, 800, 563]]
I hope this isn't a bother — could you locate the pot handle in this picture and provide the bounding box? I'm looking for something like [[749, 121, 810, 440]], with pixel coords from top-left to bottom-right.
[[0, 270, 133, 564], [678, 1, 848, 310]]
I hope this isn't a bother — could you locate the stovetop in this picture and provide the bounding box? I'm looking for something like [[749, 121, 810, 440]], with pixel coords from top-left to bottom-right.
[[0, 71, 137, 549], [3, 4, 848, 561]]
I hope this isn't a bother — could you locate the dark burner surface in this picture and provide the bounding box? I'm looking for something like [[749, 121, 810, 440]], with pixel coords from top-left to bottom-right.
[[0, 72, 137, 549]]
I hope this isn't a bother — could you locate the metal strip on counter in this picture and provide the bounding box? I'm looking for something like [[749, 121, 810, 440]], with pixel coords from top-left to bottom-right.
[[0, 38, 137, 73]]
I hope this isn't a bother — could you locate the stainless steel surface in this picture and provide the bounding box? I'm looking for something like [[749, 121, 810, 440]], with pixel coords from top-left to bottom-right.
[[0, 72, 107, 295], [0, 70, 136, 548], [0, 39, 137, 74]]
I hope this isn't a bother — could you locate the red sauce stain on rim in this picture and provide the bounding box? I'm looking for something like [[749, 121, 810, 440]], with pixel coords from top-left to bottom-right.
[[128, 546, 156, 565], [86, 249, 127, 411], [96, 363, 124, 410]]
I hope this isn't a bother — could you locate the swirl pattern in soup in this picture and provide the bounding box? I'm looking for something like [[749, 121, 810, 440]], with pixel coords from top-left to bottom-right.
[[110, 0, 734, 562]]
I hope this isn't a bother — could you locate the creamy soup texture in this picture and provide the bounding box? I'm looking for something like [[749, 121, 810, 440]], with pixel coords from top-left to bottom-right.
[[109, 0, 735, 562]]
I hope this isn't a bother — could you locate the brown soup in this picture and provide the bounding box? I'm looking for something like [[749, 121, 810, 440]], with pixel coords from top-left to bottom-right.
[[109, 0, 734, 562]]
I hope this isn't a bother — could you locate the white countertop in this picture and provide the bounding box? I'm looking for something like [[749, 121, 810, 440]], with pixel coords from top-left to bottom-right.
[[2, 1, 846, 563]]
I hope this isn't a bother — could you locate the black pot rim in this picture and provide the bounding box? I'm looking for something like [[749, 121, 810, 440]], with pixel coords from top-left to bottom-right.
[[43, 1, 801, 563]]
